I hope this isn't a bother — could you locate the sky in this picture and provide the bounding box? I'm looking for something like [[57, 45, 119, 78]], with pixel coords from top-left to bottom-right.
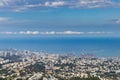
[[0, 0, 120, 38]]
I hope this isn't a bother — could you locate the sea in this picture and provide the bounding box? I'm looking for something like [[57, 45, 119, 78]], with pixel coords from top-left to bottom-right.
[[0, 37, 120, 57]]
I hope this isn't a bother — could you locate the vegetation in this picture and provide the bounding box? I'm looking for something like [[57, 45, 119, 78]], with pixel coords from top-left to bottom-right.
[[68, 76, 100, 80], [55, 76, 100, 80], [26, 62, 45, 73]]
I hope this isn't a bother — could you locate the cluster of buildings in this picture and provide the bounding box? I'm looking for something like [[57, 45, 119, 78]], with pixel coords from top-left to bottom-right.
[[0, 49, 120, 80]]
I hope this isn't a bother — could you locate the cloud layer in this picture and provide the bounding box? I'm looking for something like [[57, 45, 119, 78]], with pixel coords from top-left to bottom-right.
[[0, 0, 120, 11], [0, 31, 113, 35], [0, 17, 9, 22], [112, 19, 120, 24]]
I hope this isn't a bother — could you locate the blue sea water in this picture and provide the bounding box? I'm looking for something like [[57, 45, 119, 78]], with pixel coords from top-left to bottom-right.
[[0, 37, 120, 57]]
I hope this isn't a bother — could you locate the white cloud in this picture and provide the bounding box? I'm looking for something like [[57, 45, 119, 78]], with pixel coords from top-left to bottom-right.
[[0, 0, 120, 11], [87, 32, 113, 34], [74, 0, 120, 8], [25, 4, 42, 8], [111, 19, 120, 24], [44, 1, 65, 7], [116, 20, 120, 24], [0, 2, 4, 7], [13, 3, 42, 12], [0, 0, 18, 7], [0, 31, 113, 35], [56, 31, 84, 34], [0, 31, 84, 35], [19, 31, 39, 35], [115, 19, 120, 24], [0, 17, 9, 22]]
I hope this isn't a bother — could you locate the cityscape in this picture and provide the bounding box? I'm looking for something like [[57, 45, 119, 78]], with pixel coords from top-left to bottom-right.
[[0, 49, 119, 80], [0, 0, 120, 80]]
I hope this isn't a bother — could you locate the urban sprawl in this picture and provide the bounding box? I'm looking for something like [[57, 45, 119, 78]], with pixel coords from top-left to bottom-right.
[[0, 49, 120, 80]]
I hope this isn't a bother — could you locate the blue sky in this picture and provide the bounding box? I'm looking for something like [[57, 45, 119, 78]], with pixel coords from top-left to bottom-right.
[[0, 0, 120, 37]]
